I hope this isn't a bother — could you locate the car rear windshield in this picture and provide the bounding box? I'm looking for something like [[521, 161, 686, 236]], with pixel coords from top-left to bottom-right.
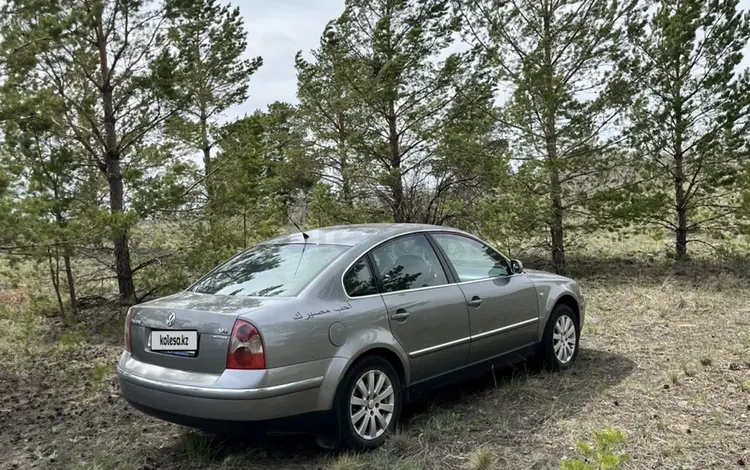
[[189, 243, 349, 297]]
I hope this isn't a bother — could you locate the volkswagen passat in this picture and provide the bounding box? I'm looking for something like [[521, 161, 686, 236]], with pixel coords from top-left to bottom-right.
[[117, 224, 585, 450]]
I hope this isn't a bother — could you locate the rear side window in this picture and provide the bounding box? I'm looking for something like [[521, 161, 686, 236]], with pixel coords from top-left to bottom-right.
[[371, 234, 448, 293], [343, 258, 378, 297]]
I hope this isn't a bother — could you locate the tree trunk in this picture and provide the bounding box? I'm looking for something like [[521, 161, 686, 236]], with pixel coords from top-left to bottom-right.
[[197, 30, 213, 203], [541, 6, 566, 275], [338, 113, 353, 207], [110, 175, 135, 303], [48, 247, 65, 317], [387, 100, 404, 223], [673, 54, 687, 261], [200, 109, 213, 200], [96, 11, 135, 303], [63, 249, 77, 320], [243, 208, 247, 248], [674, 145, 687, 260], [53, 214, 76, 320], [549, 167, 566, 274]]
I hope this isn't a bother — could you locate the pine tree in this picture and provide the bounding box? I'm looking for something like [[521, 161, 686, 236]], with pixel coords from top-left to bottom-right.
[[161, 0, 262, 203], [1, 94, 84, 320], [182, 102, 314, 272], [458, 0, 635, 274], [318, 0, 469, 223], [0, 0, 177, 302], [625, 0, 750, 259], [295, 29, 367, 218]]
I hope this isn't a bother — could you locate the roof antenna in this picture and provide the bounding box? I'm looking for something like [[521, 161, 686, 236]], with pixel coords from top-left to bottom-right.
[[281, 200, 309, 276], [292, 218, 309, 276], [269, 195, 310, 242], [289, 217, 310, 242]]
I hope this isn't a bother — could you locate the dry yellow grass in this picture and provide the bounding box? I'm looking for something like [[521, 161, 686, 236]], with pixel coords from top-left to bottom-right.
[[1, 233, 749, 469]]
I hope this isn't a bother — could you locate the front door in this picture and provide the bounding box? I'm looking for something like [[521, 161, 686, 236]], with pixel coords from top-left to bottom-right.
[[370, 233, 471, 384], [430, 233, 540, 365]]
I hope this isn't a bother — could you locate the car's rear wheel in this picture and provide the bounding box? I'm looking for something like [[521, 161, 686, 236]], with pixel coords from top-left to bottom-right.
[[539, 304, 580, 370], [334, 356, 401, 450]]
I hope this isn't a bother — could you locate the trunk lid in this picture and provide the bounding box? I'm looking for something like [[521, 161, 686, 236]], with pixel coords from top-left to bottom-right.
[[128, 291, 290, 373]]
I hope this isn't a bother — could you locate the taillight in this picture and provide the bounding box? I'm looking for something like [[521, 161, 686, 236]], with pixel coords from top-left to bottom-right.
[[226, 319, 265, 369], [124, 308, 132, 352]]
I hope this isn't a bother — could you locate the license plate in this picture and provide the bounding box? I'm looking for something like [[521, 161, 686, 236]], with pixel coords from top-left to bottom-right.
[[150, 330, 198, 351]]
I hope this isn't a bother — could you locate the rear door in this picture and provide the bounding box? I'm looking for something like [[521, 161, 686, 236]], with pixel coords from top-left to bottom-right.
[[369, 233, 471, 384], [429, 233, 539, 365]]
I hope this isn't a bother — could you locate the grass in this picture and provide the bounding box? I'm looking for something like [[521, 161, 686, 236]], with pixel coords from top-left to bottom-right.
[[668, 370, 680, 384], [182, 432, 225, 465], [328, 452, 364, 470], [682, 362, 698, 377], [1, 232, 750, 469], [660, 440, 686, 459], [469, 448, 493, 470]]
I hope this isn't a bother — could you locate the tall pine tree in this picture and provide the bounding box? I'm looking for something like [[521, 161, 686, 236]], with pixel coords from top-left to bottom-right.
[[0, 0, 177, 302], [161, 0, 262, 204], [625, 0, 750, 259], [458, 0, 635, 274], [295, 29, 369, 221], [1, 92, 84, 320], [318, 0, 469, 223]]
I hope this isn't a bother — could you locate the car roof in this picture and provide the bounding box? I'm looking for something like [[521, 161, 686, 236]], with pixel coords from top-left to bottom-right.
[[261, 223, 462, 247]]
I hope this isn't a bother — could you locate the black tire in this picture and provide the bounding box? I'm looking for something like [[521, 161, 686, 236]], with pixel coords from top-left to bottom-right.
[[538, 304, 580, 370], [333, 355, 402, 451]]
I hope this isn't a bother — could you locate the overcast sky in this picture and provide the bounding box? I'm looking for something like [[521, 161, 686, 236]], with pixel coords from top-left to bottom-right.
[[228, 0, 345, 119], [227, 0, 750, 120]]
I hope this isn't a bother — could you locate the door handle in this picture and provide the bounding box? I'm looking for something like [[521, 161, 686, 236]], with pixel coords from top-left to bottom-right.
[[467, 296, 483, 307], [390, 309, 410, 321]]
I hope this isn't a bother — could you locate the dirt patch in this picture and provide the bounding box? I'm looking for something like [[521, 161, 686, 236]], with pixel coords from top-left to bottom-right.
[[1, 267, 749, 469]]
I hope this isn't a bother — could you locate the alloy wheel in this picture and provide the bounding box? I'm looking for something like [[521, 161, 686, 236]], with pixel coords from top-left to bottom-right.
[[349, 369, 395, 440], [553, 314, 577, 364]]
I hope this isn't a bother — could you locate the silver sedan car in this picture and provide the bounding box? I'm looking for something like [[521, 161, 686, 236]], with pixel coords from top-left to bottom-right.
[[117, 224, 585, 450]]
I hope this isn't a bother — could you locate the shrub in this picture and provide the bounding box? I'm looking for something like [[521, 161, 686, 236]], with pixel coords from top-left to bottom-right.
[[561, 428, 630, 470]]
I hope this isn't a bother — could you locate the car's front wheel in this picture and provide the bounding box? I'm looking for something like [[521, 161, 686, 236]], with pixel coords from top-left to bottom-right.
[[539, 304, 580, 370], [334, 356, 401, 450]]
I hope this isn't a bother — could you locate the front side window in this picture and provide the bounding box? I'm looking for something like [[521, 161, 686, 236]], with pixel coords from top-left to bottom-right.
[[344, 258, 378, 297], [371, 234, 448, 293], [189, 243, 348, 297], [432, 233, 510, 282]]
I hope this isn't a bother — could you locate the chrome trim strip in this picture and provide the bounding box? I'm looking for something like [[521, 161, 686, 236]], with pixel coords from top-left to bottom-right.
[[407, 318, 539, 358], [381, 283, 456, 297], [453, 273, 524, 287], [116, 367, 324, 400], [409, 336, 471, 358], [471, 318, 539, 341]]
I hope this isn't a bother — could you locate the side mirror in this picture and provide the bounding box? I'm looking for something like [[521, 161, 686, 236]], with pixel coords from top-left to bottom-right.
[[510, 259, 524, 274]]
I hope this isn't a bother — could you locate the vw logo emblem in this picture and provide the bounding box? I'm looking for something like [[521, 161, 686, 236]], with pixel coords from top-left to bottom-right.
[[166, 311, 176, 327]]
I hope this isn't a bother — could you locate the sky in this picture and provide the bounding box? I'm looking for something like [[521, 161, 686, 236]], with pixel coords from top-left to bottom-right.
[[228, 0, 345, 119], [228, 0, 750, 120]]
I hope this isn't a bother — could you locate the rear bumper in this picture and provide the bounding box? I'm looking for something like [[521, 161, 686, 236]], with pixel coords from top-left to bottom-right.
[[116, 352, 341, 424], [117, 365, 323, 400], [124, 398, 333, 435]]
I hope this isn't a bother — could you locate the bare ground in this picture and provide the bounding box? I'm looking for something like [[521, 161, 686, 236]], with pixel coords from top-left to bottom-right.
[[1, 259, 749, 470]]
